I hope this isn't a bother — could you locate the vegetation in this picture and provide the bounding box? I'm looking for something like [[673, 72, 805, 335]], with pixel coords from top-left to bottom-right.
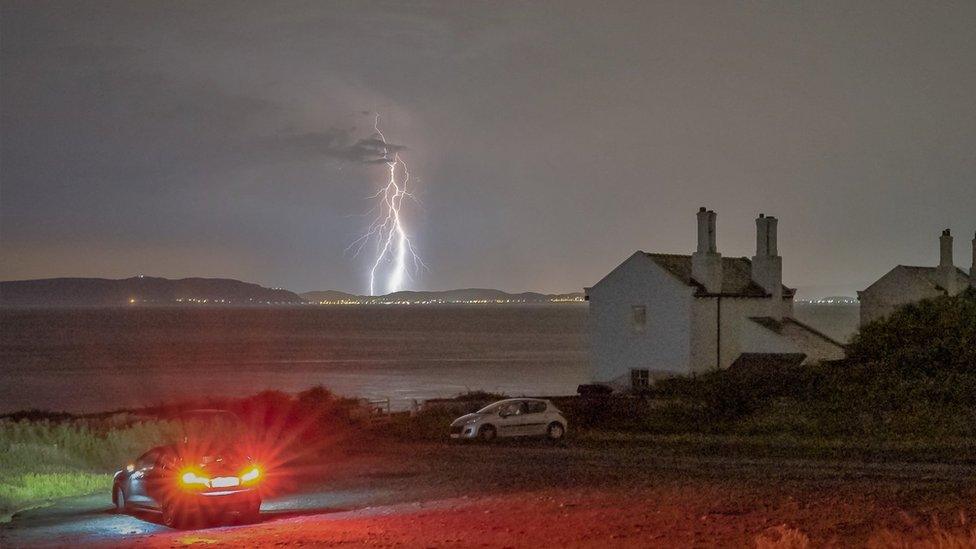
[[0, 386, 370, 521], [848, 287, 976, 374], [0, 418, 179, 521]]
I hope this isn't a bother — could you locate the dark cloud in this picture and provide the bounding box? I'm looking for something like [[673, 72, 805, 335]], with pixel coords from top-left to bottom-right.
[[261, 129, 407, 166], [1, 1, 975, 296]]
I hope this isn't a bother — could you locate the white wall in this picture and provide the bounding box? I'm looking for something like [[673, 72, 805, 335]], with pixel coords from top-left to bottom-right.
[[858, 267, 946, 325], [588, 253, 694, 387], [741, 319, 801, 356], [690, 296, 788, 372], [780, 320, 846, 363]]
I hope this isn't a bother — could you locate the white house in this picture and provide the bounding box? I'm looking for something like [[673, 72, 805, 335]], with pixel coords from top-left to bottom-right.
[[584, 208, 845, 390], [857, 230, 975, 326]]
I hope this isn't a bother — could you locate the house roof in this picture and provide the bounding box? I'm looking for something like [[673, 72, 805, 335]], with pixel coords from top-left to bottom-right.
[[899, 266, 970, 291], [749, 316, 846, 349], [860, 265, 971, 294], [644, 253, 796, 298]]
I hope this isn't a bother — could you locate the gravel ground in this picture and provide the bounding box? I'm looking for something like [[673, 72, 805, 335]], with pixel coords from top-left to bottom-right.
[[5, 437, 976, 547]]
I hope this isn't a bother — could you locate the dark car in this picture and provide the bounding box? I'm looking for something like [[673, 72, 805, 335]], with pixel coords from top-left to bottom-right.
[[111, 410, 263, 528]]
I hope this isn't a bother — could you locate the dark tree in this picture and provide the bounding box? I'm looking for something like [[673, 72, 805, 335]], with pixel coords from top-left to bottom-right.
[[848, 288, 976, 375]]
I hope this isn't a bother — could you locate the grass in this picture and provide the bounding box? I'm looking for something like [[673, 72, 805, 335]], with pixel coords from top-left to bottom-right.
[[0, 473, 111, 517], [379, 387, 976, 464], [0, 418, 180, 521], [0, 386, 371, 522]]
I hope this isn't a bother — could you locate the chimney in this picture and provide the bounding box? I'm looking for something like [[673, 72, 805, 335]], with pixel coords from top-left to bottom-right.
[[752, 213, 784, 318], [691, 207, 722, 293], [940, 229, 953, 268], [938, 229, 957, 294]]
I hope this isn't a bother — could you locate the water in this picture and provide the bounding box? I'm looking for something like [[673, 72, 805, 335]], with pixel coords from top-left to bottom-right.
[[0, 306, 589, 413], [793, 303, 860, 343], [0, 303, 859, 414]]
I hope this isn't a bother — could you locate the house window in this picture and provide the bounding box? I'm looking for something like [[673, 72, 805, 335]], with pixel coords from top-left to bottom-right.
[[631, 305, 647, 332], [631, 369, 650, 388]]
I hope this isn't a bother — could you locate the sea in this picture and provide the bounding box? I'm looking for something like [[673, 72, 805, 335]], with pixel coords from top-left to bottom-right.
[[0, 304, 858, 414]]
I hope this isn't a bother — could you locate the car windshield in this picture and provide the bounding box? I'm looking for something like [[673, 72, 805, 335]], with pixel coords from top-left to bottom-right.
[[476, 400, 530, 415], [476, 401, 509, 414], [168, 410, 249, 449]]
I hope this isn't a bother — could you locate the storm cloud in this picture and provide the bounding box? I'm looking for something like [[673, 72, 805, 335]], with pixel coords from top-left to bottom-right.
[[261, 128, 407, 165], [2, 1, 975, 296]]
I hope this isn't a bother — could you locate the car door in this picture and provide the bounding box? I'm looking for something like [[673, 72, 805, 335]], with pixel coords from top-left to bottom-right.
[[143, 447, 179, 509], [521, 400, 549, 436], [494, 401, 525, 437], [126, 448, 161, 506]]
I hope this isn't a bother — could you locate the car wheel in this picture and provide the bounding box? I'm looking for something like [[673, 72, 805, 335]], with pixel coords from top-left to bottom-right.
[[478, 424, 497, 442], [546, 422, 565, 441], [114, 486, 127, 513], [161, 502, 184, 529]]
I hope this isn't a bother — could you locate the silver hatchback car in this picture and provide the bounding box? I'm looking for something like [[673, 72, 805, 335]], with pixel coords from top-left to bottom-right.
[[449, 398, 568, 441]]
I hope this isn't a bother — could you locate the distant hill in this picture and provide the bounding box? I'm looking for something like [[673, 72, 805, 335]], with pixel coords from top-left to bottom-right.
[[301, 288, 585, 304], [300, 290, 362, 303], [0, 277, 304, 307]]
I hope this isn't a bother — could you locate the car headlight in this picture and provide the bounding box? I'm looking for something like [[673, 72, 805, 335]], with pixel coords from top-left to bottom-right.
[[464, 417, 480, 425], [180, 470, 211, 489], [240, 466, 261, 485]]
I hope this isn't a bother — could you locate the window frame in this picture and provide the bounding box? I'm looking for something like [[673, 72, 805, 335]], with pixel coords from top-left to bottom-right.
[[631, 304, 647, 333], [631, 368, 650, 388]]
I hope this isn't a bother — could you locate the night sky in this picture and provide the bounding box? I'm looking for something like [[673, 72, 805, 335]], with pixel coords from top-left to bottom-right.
[[2, 1, 974, 297]]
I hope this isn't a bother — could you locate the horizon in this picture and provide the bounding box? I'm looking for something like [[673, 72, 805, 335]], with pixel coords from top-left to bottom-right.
[[0, 272, 867, 301]]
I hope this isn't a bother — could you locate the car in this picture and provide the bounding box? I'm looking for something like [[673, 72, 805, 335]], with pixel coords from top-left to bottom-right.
[[449, 398, 568, 441], [111, 410, 263, 528]]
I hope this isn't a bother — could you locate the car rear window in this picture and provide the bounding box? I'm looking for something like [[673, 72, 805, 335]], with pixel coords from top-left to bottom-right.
[[526, 401, 547, 414]]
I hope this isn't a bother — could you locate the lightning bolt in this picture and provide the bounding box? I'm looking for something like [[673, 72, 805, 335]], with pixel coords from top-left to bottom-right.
[[347, 114, 425, 295]]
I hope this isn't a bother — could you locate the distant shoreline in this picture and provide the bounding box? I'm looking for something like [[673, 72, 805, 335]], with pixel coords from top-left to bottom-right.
[[0, 301, 589, 310], [0, 277, 586, 307]]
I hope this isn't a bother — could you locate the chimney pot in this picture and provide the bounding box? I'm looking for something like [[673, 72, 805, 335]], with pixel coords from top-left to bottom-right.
[[755, 215, 769, 256], [752, 213, 784, 319], [707, 210, 717, 253], [939, 229, 956, 294], [696, 207, 710, 253], [767, 217, 778, 257], [940, 229, 954, 268], [692, 208, 722, 293]]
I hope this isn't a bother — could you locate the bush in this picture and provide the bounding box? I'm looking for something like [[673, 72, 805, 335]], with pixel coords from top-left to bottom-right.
[[0, 386, 373, 519], [848, 288, 976, 375]]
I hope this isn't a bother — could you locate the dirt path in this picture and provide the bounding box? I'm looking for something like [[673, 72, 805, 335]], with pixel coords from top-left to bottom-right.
[[5, 439, 976, 547]]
